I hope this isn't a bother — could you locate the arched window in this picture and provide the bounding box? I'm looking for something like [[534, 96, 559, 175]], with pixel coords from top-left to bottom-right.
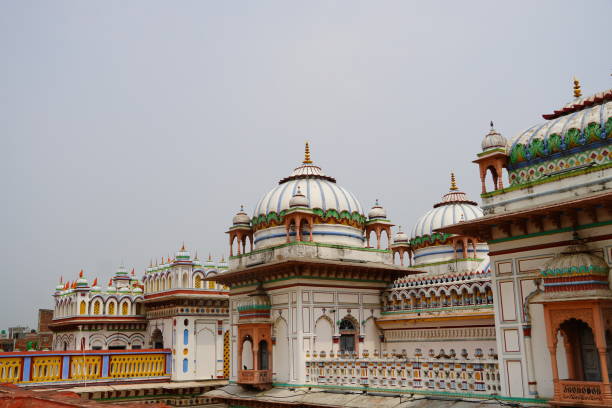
[[194, 275, 202, 288], [208, 280, 215, 289], [108, 302, 116, 315], [79, 301, 86, 315], [339, 318, 357, 353], [152, 329, 164, 349], [121, 302, 129, 315], [258, 340, 269, 370], [93, 300, 101, 315]]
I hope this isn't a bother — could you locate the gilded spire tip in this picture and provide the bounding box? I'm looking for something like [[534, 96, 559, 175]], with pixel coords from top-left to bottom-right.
[[450, 172, 458, 191], [303, 142, 313, 164], [573, 76, 582, 98]]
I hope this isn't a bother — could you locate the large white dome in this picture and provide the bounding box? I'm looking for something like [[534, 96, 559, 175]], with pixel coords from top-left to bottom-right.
[[250, 144, 366, 249], [253, 176, 363, 218]]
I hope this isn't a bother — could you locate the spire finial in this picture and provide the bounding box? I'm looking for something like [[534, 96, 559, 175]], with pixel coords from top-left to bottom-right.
[[194, 250, 199, 260], [180, 242, 185, 251], [79, 269, 83, 278], [450, 172, 458, 191], [375, 198, 379, 206], [573, 76, 582, 98], [208, 253, 212, 262], [240, 204, 244, 212], [490, 121, 494, 130], [303, 142, 313, 164]]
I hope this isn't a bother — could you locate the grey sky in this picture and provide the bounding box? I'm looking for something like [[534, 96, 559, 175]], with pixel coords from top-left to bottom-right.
[[1, 1, 610, 328]]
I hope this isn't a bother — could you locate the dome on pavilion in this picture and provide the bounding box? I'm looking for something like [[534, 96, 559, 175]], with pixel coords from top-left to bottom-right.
[[249, 143, 366, 249]]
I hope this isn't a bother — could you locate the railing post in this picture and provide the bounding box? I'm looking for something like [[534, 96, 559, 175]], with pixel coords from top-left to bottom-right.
[[102, 354, 110, 377], [61, 356, 70, 379], [22, 357, 32, 382]]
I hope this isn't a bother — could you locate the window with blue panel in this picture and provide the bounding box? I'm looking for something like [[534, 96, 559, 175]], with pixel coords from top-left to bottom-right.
[[183, 329, 188, 345], [182, 358, 188, 373]]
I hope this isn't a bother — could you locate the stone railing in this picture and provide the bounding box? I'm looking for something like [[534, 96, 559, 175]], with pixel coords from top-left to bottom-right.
[[0, 349, 171, 386], [238, 369, 271, 384], [556, 380, 610, 405], [305, 353, 500, 396]]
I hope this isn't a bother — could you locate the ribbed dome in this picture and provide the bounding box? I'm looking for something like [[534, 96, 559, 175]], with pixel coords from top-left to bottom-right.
[[411, 174, 483, 239], [509, 93, 611, 165], [253, 177, 363, 218], [251, 143, 366, 249], [253, 144, 364, 218], [481, 122, 508, 151]]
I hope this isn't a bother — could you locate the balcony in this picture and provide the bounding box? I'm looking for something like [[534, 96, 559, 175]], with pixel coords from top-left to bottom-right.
[[0, 349, 171, 386], [237, 369, 272, 389], [554, 380, 612, 407]]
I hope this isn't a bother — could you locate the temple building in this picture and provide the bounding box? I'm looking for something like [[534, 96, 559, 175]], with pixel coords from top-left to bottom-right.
[[49, 246, 231, 382], [440, 82, 612, 406]]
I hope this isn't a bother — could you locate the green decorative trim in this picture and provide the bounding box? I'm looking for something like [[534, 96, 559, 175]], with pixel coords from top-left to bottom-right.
[[237, 304, 272, 311], [488, 220, 612, 244], [251, 208, 367, 229], [382, 304, 493, 315], [482, 160, 612, 197], [509, 118, 611, 165], [413, 257, 483, 268], [268, 383, 549, 404], [477, 147, 506, 157], [410, 232, 452, 248], [541, 264, 608, 277], [229, 240, 391, 260]]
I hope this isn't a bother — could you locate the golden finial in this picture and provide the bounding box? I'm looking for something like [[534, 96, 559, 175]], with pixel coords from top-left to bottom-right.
[[450, 173, 458, 191], [303, 142, 313, 164], [573, 77, 582, 98]]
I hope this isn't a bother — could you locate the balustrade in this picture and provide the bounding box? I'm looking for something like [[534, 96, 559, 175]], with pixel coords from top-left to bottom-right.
[[0, 349, 170, 385], [305, 353, 500, 396]]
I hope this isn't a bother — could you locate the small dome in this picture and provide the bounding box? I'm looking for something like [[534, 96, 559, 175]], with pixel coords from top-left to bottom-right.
[[289, 186, 309, 208], [368, 200, 387, 220], [106, 279, 116, 293], [541, 238, 610, 292], [115, 265, 128, 277], [175, 243, 191, 260], [133, 287, 143, 294], [232, 205, 251, 226], [394, 227, 409, 243], [481, 122, 507, 151], [119, 286, 130, 294], [411, 174, 482, 239]]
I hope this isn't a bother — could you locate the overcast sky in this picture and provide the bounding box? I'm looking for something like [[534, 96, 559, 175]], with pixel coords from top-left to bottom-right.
[[1, 1, 610, 329]]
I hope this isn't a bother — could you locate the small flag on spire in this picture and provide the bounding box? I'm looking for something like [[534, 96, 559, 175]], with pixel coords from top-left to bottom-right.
[[93, 278, 98, 286], [131, 268, 135, 276], [79, 269, 83, 278]]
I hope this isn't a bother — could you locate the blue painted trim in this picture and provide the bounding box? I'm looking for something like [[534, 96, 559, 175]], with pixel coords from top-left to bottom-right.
[[22, 357, 31, 381], [102, 355, 110, 377], [0, 350, 171, 358], [62, 356, 70, 379], [254, 230, 365, 244], [165, 355, 172, 374]]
